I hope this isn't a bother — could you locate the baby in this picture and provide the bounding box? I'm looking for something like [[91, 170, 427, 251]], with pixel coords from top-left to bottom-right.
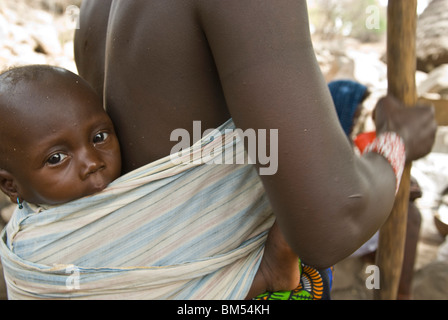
[[0, 65, 122, 206], [0, 65, 302, 299]]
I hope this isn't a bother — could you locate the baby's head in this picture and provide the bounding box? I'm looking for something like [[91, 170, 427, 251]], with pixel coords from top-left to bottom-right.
[[0, 65, 121, 206]]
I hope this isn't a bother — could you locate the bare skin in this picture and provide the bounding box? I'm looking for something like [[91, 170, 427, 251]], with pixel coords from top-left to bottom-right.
[[75, 0, 437, 296]]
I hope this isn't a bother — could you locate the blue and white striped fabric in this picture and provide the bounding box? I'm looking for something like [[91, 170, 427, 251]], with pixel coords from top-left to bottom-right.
[[0, 119, 275, 299]]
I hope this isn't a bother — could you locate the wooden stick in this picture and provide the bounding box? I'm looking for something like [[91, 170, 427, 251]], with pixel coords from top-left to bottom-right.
[[374, 0, 418, 300]]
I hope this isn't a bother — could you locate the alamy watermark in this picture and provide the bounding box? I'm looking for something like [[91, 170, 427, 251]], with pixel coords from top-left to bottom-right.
[[64, 4, 383, 33], [365, 265, 380, 290], [170, 121, 279, 176], [365, 5, 381, 30], [65, 265, 80, 290], [65, 5, 80, 30]]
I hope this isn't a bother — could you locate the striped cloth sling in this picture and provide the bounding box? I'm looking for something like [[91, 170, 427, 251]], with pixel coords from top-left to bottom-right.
[[0, 119, 275, 299]]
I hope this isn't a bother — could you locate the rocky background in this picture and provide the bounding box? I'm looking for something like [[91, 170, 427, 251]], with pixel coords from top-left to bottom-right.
[[1, 0, 448, 300], [0, 0, 80, 72], [417, 0, 448, 73]]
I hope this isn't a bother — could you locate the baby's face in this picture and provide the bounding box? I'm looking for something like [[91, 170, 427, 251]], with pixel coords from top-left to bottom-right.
[[2, 75, 122, 205], [15, 109, 121, 205]]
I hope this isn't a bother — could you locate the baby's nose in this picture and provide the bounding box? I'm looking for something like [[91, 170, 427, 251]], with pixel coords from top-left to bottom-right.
[[79, 148, 106, 179]]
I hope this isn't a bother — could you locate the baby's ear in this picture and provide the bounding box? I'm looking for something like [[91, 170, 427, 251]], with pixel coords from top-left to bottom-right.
[[0, 169, 19, 204]]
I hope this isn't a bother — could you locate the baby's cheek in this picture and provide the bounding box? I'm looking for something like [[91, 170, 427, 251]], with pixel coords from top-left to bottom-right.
[[35, 179, 86, 205]]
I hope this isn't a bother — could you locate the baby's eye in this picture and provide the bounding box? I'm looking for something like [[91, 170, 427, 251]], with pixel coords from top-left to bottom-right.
[[47, 153, 67, 165], [93, 132, 109, 144]]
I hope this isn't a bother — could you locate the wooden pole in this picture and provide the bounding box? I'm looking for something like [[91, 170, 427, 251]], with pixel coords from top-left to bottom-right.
[[374, 0, 418, 300]]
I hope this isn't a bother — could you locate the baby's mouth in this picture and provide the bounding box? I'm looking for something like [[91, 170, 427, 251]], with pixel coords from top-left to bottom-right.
[[87, 171, 110, 193]]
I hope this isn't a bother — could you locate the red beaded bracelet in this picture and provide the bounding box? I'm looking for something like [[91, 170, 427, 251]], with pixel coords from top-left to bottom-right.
[[363, 132, 406, 195]]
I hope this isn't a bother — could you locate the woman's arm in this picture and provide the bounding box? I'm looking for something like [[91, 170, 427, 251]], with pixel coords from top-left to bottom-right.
[[197, 0, 436, 268]]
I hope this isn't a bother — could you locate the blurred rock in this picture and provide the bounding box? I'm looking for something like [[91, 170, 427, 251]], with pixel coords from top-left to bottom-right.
[[314, 42, 356, 82], [412, 261, 448, 299], [313, 38, 360, 82], [30, 24, 63, 56], [417, 0, 448, 73], [331, 257, 374, 300], [0, 0, 77, 72], [418, 64, 448, 97]]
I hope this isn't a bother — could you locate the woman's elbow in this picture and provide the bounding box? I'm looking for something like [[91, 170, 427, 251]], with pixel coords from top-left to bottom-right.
[[290, 194, 374, 269]]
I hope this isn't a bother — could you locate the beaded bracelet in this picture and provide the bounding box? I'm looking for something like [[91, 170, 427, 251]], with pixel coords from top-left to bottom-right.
[[363, 132, 406, 195]]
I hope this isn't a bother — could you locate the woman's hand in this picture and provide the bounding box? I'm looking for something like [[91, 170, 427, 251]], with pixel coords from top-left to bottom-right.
[[374, 95, 437, 162]]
